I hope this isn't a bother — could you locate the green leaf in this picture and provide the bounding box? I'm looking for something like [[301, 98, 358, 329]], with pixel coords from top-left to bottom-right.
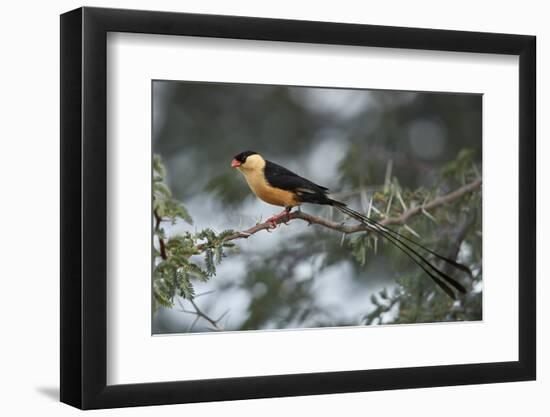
[[153, 154, 166, 179], [153, 182, 172, 198]]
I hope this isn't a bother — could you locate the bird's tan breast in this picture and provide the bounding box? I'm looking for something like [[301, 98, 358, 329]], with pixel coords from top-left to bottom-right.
[[243, 169, 299, 207]]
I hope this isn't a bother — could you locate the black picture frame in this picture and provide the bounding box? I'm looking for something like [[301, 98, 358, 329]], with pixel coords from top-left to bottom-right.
[[60, 6, 536, 410]]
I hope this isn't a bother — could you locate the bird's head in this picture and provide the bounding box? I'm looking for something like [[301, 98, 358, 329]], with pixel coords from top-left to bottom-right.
[[231, 151, 264, 171]]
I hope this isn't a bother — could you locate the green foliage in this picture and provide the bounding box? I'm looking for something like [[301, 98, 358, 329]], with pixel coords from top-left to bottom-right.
[[196, 228, 236, 277], [363, 266, 482, 325], [238, 250, 322, 330], [345, 152, 483, 325], [441, 148, 477, 182], [350, 234, 378, 267], [152, 155, 235, 311], [153, 154, 193, 225]]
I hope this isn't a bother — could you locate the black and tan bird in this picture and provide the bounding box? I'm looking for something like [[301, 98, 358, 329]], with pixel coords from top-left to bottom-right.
[[231, 150, 470, 300]]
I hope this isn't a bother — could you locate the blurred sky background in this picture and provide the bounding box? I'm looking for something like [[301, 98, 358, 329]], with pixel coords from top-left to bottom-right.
[[152, 80, 482, 334]]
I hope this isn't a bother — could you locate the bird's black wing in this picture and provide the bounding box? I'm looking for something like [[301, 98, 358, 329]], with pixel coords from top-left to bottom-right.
[[264, 160, 331, 204]]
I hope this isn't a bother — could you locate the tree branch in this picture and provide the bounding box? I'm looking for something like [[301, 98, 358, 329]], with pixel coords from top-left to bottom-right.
[[153, 209, 167, 260], [219, 178, 481, 245]]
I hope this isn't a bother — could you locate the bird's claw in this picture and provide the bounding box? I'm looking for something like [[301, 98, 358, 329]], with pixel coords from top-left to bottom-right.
[[266, 209, 291, 229], [265, 216, 281, 229], [266, 221, 277, 231]]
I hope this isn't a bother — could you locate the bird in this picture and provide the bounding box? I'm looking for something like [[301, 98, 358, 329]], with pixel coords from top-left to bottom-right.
[[231, 150, 470, 300]]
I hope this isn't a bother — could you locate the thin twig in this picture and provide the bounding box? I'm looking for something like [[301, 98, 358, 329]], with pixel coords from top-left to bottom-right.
[[177, 296, 225, 331], [177, 293, 224, 333], [189, 299, 224, 331]]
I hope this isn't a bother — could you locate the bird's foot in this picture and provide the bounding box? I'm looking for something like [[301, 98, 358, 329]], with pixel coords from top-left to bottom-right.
[[266, 210, 291, 229]]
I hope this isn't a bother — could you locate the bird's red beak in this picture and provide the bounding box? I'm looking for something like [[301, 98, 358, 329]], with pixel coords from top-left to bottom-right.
[[231, 159, 241, 168]]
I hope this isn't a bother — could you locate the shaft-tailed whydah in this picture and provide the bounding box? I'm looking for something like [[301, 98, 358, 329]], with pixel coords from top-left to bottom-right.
[[231, 150, 471, 300]]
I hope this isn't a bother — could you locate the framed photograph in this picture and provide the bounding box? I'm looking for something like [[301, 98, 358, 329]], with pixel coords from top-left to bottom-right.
[[60, 6, 536, 409]]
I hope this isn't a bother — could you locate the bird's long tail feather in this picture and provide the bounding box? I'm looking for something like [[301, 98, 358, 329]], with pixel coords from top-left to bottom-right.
[[329, 199, 469, 299]]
